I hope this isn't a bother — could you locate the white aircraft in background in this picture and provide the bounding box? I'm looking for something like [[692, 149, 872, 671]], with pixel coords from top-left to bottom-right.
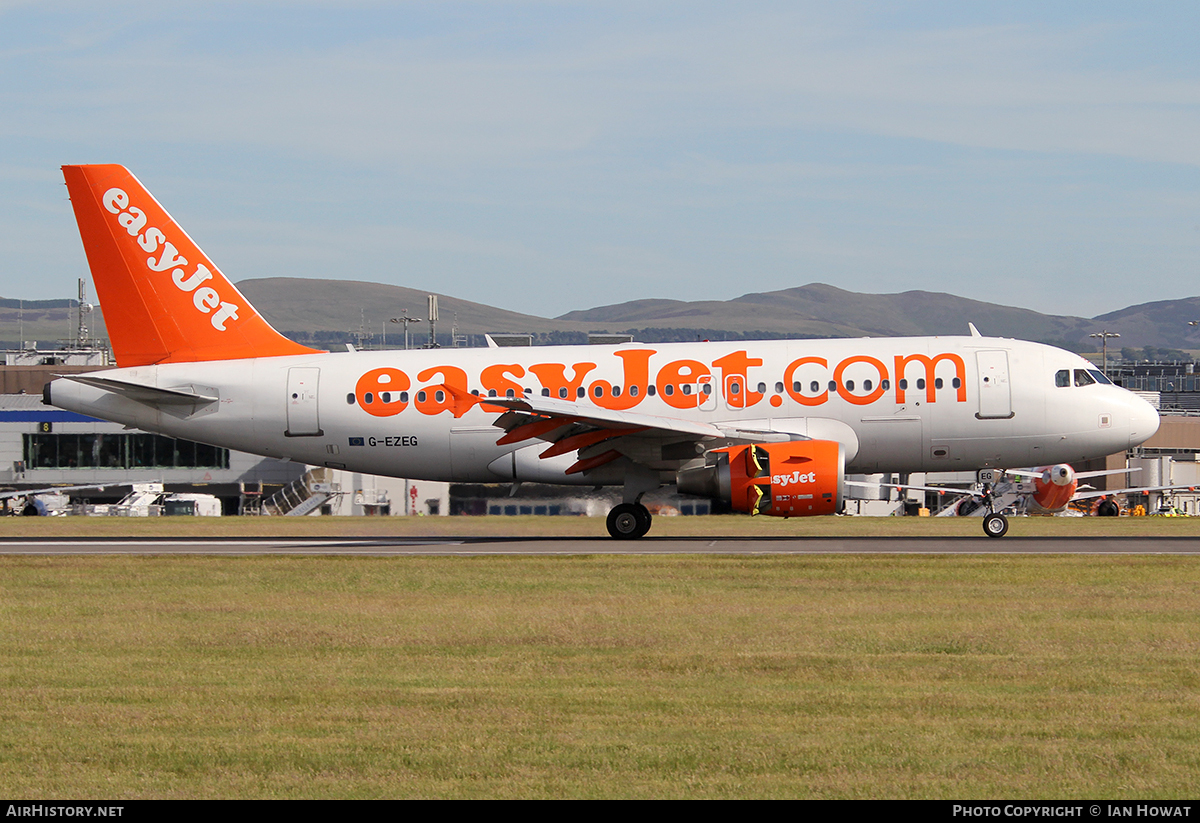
[[45, 165, 1161, 538], [861, 464, 1195, 520]]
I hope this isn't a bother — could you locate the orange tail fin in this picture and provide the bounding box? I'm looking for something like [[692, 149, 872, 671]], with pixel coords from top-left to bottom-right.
[[62, 165, 320, 367]]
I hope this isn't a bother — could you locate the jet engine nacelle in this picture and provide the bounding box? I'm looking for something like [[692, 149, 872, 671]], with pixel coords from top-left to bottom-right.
[[1031, 463, 1078, 511], [1043, 464, 1074, 486], [676, 440, 844, 517]]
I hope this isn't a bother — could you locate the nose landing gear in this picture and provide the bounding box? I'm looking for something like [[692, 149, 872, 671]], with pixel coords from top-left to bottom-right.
[[980, 483, 1009, 538], [982, 512, 1009, 538]]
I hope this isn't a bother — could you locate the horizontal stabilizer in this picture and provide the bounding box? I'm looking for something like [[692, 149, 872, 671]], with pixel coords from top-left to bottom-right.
[[59, 374, 218, 406]]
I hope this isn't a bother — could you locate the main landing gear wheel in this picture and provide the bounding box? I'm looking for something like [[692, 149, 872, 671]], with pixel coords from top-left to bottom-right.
[[607, 503, 652, 539], [982, 513, 1009, 538]]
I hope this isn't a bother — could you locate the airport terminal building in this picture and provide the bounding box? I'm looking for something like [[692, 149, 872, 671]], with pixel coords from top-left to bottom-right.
[[0, 390, 305, 513], [0, 357, 452, 516]]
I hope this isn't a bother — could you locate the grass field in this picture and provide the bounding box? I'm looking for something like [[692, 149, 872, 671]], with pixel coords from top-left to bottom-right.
[[2, 519, 1199, 798]]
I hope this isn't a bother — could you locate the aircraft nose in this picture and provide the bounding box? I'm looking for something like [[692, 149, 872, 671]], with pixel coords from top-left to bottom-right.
[[1128, 393, 1160, 447]]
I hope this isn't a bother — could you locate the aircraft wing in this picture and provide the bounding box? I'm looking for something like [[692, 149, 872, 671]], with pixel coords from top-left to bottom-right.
[[844, 480, 976, 498], [484, 395, 727, 439], [1003, 467, 1139, 481], [471, 393, 807, 475], [1072, 483, 1198, 502], [1076, 468, 1142, 480]]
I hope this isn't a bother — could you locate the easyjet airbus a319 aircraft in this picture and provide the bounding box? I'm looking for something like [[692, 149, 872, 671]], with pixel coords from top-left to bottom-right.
[[46, 165, 1161, 538]]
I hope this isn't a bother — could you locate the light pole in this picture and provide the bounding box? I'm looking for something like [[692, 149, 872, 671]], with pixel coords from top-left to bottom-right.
[[1090, 331, 1120, 378], [390, 311, 424, 351]]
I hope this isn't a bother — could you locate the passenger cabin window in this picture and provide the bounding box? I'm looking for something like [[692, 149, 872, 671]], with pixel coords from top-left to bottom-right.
[[1074, 369, 1096, 387]]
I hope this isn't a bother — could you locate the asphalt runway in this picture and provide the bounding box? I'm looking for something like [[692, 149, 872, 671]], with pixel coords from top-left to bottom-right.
[[1, 536, 1199, 555]]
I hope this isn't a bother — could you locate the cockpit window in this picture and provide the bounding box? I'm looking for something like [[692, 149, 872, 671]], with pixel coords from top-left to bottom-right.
[[1088, 369, 1113, 385], [1055, 369, 1070, 388], [1074, 369, 1096, 387]]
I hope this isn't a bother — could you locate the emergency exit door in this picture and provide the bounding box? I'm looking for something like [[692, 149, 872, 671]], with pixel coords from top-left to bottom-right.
[[286, 367, 323, 436], [975, 351, 1013, 419]]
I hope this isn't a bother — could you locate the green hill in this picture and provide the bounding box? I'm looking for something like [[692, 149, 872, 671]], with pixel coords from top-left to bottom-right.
[[5, 278, 1197, 351]]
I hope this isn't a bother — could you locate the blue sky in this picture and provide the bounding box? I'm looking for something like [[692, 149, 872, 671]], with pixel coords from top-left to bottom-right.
[[2, 1, 1198, 320]]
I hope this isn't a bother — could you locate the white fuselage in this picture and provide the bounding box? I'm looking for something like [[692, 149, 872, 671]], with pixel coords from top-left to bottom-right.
[[47, 336, 1159, 486]]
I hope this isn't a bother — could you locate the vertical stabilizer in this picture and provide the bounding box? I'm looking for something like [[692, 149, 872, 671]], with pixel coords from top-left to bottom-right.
[[62, 164, 320, 366]]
